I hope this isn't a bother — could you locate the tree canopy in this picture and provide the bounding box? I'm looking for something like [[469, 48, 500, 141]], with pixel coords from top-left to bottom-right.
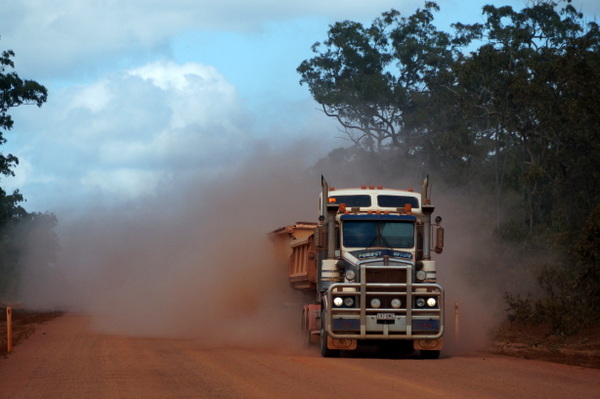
[[0, 49, 47, 176], [297, 2, 455, 154], [299, 0, 600, 334], [0, 43, 55, 300]]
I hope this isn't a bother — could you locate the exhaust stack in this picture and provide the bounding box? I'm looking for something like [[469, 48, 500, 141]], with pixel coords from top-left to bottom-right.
[[421, 176, 435, 261], [321, 176, 339, 259]]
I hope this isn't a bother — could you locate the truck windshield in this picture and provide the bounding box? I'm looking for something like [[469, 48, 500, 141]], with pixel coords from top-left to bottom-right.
[[343, 221, 414, 248]]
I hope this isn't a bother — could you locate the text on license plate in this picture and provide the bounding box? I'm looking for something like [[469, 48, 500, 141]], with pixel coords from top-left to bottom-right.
[[376, 313, 395, 320]]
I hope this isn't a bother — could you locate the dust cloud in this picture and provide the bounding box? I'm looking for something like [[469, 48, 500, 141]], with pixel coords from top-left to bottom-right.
[[435, 186, 545, 356], [17, 143, 530, 356], [18, 142, 323, 352], [435, 189, 506, 355]]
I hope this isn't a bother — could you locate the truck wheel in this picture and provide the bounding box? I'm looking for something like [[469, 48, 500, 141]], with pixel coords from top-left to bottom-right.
[[320, 311, 339, 358], [420, 350, 440, 359]]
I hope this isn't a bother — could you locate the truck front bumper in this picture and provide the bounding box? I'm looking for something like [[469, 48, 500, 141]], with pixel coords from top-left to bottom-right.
[[324, 281, 445, 341]]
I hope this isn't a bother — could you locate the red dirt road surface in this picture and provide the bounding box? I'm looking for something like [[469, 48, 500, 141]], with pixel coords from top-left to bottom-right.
[[1, 314, 599, 399]]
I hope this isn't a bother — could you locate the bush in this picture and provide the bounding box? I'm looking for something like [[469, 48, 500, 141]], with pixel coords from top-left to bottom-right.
[[503, 206, 600, 336]]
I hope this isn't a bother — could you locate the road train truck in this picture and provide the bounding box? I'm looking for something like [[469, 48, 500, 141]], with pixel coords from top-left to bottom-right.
[[270, 176, 445, 358]]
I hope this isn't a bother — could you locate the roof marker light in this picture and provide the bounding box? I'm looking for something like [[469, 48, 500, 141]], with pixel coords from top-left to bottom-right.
[[377, 185, 383, 190]]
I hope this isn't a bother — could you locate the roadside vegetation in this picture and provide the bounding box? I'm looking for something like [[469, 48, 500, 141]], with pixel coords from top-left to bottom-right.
[[0, 46, 58, 303], [298, 0, 599, 337]]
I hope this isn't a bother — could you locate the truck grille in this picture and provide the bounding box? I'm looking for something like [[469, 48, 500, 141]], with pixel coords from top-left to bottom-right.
[[363, 263, 409, 309], [364, 268, 407, 285]]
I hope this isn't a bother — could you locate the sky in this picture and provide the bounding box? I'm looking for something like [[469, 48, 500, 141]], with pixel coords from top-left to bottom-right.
[[0, 0, 598, 215]]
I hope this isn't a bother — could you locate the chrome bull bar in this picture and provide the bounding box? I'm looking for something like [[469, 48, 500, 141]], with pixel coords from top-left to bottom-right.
[[324, 264, 444, 340]]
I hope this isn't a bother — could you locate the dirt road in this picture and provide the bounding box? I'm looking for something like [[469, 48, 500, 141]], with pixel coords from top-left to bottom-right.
[[1, 315, 599, 399]]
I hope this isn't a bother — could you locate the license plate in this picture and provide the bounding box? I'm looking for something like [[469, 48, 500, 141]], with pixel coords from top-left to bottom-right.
[[376, 313, 395, 320]]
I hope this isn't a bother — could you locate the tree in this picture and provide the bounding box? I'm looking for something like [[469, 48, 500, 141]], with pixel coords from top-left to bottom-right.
[[297, 2, 454, 156], [452, 1, 600, 231], [301, 0, 599, 232], [0, 48, 47, 176], [0, 46, 47, 223], [0, 43, 52, 300]]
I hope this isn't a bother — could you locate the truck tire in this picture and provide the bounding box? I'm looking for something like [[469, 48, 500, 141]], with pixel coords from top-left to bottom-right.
[[420, 350, 441, 359], [320, 310, 339, 358]]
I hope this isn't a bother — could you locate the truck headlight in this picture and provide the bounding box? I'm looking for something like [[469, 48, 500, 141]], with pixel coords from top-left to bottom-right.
[[370, 298, 381, 308], [416, 298, 425, 308], [333, 297, 343, 307], [416, 270, 427, 282], [427, 298, 437, 307], [391, 298, 401, 309]]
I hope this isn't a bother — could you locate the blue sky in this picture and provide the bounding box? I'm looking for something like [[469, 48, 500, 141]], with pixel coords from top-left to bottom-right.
[[0, 0, 598, 216]]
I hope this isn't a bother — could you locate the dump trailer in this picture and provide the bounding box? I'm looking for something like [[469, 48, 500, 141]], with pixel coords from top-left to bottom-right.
[[270, 176, 445, 358]]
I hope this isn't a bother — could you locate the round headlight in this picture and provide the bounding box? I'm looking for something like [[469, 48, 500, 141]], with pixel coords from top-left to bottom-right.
[[416, 270, 427, 281], [370, 298, 381, 308], [427, 298, 437, 307], [416, 298, 425, 308], [333, 297, 343, 307], [391, 298, 401, 309], [345, 269, 356, 281], [344, 297, 355, 307]]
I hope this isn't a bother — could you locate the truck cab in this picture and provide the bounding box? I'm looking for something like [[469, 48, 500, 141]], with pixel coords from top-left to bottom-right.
[[270, 177, 444, 358], [316, 183, 444, 357]]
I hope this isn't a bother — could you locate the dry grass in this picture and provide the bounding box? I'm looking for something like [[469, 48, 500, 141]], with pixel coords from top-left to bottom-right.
[[491, 321, 600, 369]]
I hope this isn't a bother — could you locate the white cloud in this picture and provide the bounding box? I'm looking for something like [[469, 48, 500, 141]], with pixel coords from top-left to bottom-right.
[[129, 61, 242, 130], [6, 60, 255, 209], [70, 81, 113, 113], [0, 0, 424, 79], [130, 61, 225, 91]]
